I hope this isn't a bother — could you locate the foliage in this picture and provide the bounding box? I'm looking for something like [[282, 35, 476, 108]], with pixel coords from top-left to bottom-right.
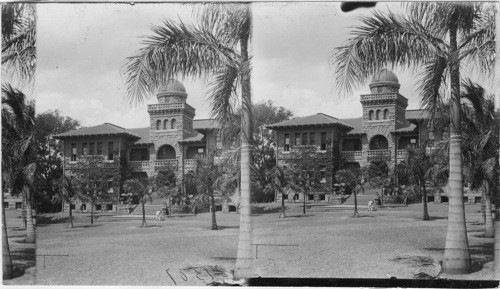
[[123, 176, 154, 227], [154, 168, 180, 204], [35, 110, 81, 213], [1, 3, 36, 85]]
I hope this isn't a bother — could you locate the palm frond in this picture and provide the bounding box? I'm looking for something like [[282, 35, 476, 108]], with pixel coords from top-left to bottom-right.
[[122, 18, 241, 106], [331, 10, 446, 93], [419, 56, 448, 122]]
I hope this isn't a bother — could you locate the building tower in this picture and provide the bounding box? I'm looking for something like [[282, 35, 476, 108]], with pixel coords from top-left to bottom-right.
[[147, 79, 196, 173], [360, 69, 408, 165]]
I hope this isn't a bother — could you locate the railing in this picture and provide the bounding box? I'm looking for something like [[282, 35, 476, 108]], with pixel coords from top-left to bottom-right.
[[155, 160, 178, 167], [340, 151, 363, 160], [128, 160, 151, 169], [184, 159, 198, 167], [360, 94, 397, 101], [128, 159, 178, 170], [367, 150, 391, 157], [396, 149, 409, 158], [148, 103, 195, 114]]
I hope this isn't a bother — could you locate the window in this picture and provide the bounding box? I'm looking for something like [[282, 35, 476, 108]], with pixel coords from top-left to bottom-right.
[[106, 204, 113, 211], [295, 133, 300, 146], [302, 133, 307, 145], [81, 204, 86, 211], [82, 143, 88, 155], [320, 132, 327, 150], [107, 179, 113, 192], [156, 120, 161, 130], [310, 133, 315, 146], [197, 148, 204, 154], [71, 143, 77, 161], [320, 170, 326, 183], [97, 142, 103, 155], [171, 119, 176, 129], [108, 142, 114, 160], [163, 119, 168, 130], [376, 110, 381, 120], [308, 194, 315, 201], [283, 194, 288, 200], [369, 110, 374, 120], [383, 109, 389, 119], [96, 204, 102, 211], [89, 143, 95, 155], [284, 134, 290, 151]]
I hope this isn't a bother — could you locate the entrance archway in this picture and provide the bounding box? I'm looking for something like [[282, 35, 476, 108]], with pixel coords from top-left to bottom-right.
[[157, 145, 176, 159], [369, 135, 388, 150]]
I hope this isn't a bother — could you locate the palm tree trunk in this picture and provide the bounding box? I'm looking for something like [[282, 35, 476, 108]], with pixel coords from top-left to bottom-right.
[[21, 192, 27, 229], [141, 200, 147, 228], [483, 180, 494, 238], [481, 188, 486, 224], [2, 188, 13, 279], [442, 21, 471, 274], [494, 194, 500, 279], [210, 189, 218, 230], [279, 192, 286, 218], [235, 7, 253, 279], [25, 187, 35, 243], [68, 202, 74, 228], [353, 187, 359, 218], [303, 190, 307, 214], [422, 179, 429, 221]]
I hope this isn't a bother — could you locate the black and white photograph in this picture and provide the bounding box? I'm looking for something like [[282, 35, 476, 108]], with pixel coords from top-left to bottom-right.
[[1, 1, 499, 287]]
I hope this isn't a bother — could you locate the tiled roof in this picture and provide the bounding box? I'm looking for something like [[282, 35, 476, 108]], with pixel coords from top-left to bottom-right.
[[267, 113, 353, 130], [179, 131, 205, 143], [193, 119, 219, 130], [53, 123, 141, 140], [341, 117, 364, 135], [395, 121, 417, 133], [127, 127, 150, 144], [406, 109, 429, 120]]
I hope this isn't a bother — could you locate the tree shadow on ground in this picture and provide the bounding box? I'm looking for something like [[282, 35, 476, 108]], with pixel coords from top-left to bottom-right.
[[423, 243, 493, 274], [209, 225, 239, 230], [251, 206, 284, 215], [167, 214, 197, 218], [211, 257, 237, 261], [9, 247, 35, 279], [75, 224, 103, 228], [36, 215, 69, 225], [283, 214, 315, 218]]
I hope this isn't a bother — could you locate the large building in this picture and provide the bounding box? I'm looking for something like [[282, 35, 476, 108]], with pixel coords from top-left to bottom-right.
[[54, 79, 237, 212]]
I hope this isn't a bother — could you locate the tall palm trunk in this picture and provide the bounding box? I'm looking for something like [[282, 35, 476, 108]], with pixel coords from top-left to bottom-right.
[[483, 180, 494, 238], [67, 201, 74, 228], [21, 192, 27, 229], [90, 200, 94, 225], [2, 188, 13, 279], [209, 189, 218, 230], [235, 8, 253, 279], [442, 19, 471, 274], [24, 187, 35, 243], [279, 192, 286, 218], [303, 190, 307, 214], [481, 188, 486, 223], [141, 200, 147, 228], [422, 178, 429, 221]]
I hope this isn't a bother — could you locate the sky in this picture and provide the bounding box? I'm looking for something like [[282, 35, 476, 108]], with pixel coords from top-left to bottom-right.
[[35, 2, 494, 128]]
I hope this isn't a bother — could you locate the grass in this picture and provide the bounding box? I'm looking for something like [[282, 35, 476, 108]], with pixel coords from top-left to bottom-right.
[[34, 202, 495, 285]]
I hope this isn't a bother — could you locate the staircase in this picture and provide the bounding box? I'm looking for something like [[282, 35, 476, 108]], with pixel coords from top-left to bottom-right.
[[342, 193, 377, 206]]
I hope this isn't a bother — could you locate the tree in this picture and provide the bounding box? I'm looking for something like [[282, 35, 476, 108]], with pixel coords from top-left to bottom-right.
[[286, 146, 334, 214], [460, 80, 498, 238], [122, 4, 253, 278], [124, 176, 154, 228], [154, 168, 178, 214], [336, 168, 366, 218], [57, 175, 78, 228], [1, 3, 36, 85], [189, 154, 226, 230], [332, 3, 495, 274], [397, 143, 433, 220], [71, 155, 115, 225], [35, 110, 81, 213], [264, 166, 290, 218]]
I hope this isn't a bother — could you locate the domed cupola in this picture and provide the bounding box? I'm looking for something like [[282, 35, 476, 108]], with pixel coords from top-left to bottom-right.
[[369, 69, 400, 93], [157, 79, 188, 103]]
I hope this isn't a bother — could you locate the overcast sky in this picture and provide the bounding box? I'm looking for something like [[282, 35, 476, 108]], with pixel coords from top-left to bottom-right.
[[35, 2, 493, 128]]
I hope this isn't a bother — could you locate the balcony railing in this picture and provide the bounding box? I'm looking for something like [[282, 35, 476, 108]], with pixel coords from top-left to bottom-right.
[[128, 159, 178, 170], [184, 159, 198, 167], [396, 149, 409, 158], [367, 150, 391, 157], [340, 151, 363, 161]]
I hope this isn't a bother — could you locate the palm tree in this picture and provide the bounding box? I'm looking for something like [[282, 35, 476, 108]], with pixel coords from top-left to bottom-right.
[[122, 4, 253, 278], [397, 143, 433, 220], [332, 2, 495, 274], [264, 166, 289, 218], [58, 175, 79, 229], [336, 169, 365, 218], [124, 177, 154, 228], [460, 80, 498, 238]]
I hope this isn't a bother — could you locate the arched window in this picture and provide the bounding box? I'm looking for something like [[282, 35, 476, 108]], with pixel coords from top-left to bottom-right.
[[156, 120, 161, 130], [369, 135, 389, 150], [383, 109, 389, 119], [171, 119, 176, 129], [157, 145, 176, 159], [368, 110, 374, 120], [376, 110, 381, 120], [163, 119, 168, 130]]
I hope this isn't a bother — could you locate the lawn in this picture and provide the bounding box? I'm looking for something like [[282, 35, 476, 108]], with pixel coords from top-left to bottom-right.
[[34, 202, 495, 285]]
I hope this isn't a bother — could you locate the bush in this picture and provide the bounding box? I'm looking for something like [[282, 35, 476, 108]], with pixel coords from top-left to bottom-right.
[[170, 205, 191, 214]]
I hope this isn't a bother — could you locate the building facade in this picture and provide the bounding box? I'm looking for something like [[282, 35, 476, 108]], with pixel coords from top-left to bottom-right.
[[54, 80, 235, 212]]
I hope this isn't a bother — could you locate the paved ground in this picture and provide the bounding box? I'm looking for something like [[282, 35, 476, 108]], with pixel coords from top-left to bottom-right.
[[34, 202, 494, 285], [3, 210, 36, 285]]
